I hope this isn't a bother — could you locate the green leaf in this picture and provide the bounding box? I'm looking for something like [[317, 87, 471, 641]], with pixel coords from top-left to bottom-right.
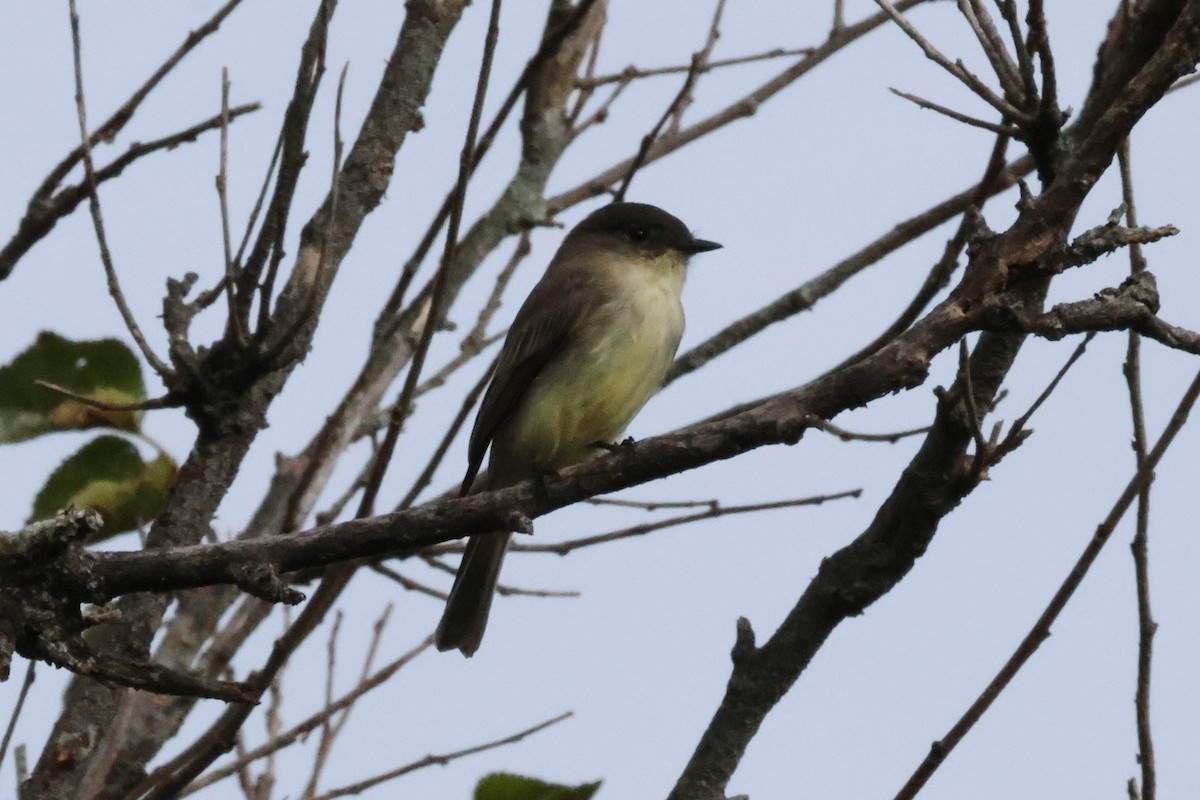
[[475, 773, 601, 800], [29, 436, 176, 541], [0, 331, 146, 442]]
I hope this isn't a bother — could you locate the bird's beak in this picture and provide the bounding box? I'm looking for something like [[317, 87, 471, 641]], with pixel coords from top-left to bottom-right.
[[683, 237, 722, 254]]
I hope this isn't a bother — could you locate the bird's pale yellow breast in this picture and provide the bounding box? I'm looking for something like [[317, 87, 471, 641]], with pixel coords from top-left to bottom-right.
[[488, 253, 685, 483]]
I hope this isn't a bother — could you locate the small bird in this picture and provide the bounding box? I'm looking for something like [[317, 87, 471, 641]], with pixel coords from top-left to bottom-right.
[[434, 202, 721, 656]]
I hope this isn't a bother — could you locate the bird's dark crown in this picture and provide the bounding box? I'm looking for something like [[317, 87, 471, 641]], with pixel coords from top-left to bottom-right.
[[568, 202, 720, 255]]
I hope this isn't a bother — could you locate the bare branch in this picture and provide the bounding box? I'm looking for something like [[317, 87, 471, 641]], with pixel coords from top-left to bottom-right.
[[0, 102, 261, 280], [0, 661, 35, 771], [578, 46, 814, 88], [894, 367, 1200, 800], [549, 0, 932, 211], [810, 418, 930, 443], [307, 712, 573, 800], [667, 152, 1035, 385], [34, 380, 177, 412], [511, 492, 863, 555], [613, 0, 724, 202], [992, 332, 1095, 460], [216, 68, 246, 344], [1119, 137, 1156, 800], [358, 0, 503, 518], [179, 636, 432, 797], [0, 0, 247, 280], [68, 0, 173, 380], [889, 87, 1020, 136], [873, 0, 1033, 123], [958, 0, 1024, 102]]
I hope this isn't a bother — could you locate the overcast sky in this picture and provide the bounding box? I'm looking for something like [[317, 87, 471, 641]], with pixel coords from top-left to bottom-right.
[[2, 1, 1198, 799]]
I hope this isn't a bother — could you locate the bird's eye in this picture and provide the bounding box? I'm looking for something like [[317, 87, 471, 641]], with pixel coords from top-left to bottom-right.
[[627, 227, 649, 243]]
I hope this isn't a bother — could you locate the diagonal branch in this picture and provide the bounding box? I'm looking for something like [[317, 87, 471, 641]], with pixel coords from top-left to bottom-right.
[[0, 0, 246, 280], [68, 0, 172, 380], [894, 365, 1200, 800]]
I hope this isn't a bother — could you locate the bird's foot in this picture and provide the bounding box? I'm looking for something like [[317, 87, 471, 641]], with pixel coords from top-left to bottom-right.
[[592, 436, 636, 453], [532, 467, 561, 505]]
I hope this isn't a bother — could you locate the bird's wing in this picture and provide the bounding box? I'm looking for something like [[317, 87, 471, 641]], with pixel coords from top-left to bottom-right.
[[460, 266, 599, 495]]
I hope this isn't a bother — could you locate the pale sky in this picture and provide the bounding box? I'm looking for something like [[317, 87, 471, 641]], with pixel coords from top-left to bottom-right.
[[1, 2, 1198, 799]]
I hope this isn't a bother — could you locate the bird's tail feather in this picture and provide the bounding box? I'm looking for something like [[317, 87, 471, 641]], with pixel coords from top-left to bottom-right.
[[434, 531, 512, 657]]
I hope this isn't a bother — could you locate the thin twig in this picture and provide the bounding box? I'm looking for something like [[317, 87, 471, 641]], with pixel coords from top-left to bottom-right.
[[41, 0, 246, 195], [586, 496, 721, 511], [242, 0, 336, 331], [411, 553, 579, 597], [413, 232, 529, 398], [579, 46, 814, 89], [667, 148, 1034, 385], [570, 79, 631, 138], [258, 56, 348, 366], [180, 637, 433, 797], [0, 661, 36, 771], [230, 733, 257, 800], [566, 22, 604, 124], [301, 611, 344, 797], [372, 564, 449, 600], [238, 129, 285, 281], [994, 333, 1095, 457], [379, 0, 603, 323], [359, 0, 503, 517], [810, 418, 930, 443], [890, 87, 1020, 136], [833, 133, 1013, 371], [68, 0, 173, 379], [216, 68, 246, 344], [958, 0, 1023, 102], [549, 0, 931, 212], [261, 673, 282, 799], [1026, 0, 1059, 122], [399, 353, 498, 509], [996, 0, 1037, 99], [873, 0, 1033, 124], [512, 492, 862, 555], [614, 0, 725, 200], [0, 100, 261, 281], [35, 380, 177, 412], [893, 366, 1200, 800], [306, 712, 574, 800], [1119, 138, 1155, 800], [414, 331, 505, 399], [0, 0, 248, 282]]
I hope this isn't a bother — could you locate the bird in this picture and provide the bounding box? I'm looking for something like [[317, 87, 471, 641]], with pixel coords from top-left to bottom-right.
[[434, 201, 721, 656]]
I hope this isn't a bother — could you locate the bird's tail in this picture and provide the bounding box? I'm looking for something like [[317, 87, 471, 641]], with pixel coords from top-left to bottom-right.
[[434, 531, 512, 656]]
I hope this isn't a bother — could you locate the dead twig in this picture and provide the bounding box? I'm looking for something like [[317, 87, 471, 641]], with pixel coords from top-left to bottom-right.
[[180, 636, 432, 797], [893, 366, 1200, 800], [873, 0, 1033, 124], [216, 68, 247, 344], [0, 0, 247, 280], [359, 0, 503, 517], [68, 0, 173, 380], [512, 491, 862, 555], [35, 380, 177, 412], [810, 418, 930, 443], [1119, 137, 1156, 800], [307, 712, 574, 800], [0, 661, 35, 772], [579, 46, 814, 89], [889, 87, 1020, 136], [614, 0, 725, 201]]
